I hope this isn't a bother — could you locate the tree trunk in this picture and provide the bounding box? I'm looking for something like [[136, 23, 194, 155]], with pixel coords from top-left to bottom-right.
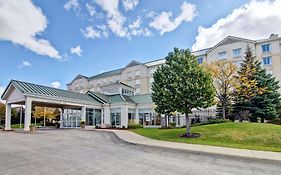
[[222, 104, 226, 120], [185, 113, 190, 136]]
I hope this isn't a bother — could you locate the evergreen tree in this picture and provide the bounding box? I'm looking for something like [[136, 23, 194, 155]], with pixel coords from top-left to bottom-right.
[[233, 46, 266, 121], [251, 62, 281, 122]]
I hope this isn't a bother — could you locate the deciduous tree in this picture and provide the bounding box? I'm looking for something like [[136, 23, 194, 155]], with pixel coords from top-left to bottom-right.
[[205, 60, 237, 119], [152, 48, 215, 136]]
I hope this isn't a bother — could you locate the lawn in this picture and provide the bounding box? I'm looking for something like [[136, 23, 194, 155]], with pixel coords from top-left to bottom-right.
[[131, 122, 281, 152]]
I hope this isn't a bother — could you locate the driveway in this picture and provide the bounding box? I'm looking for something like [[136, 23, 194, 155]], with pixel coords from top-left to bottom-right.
[[0, 130, 280, 175]]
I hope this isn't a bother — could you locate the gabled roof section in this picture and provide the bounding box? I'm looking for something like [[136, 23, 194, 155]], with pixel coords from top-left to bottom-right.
[[88, 68, 123, 80], [123, 60, 145, 69], [87, 91, 109, 104], [206, 36, 255, 54], [130, 94, 153, 104], [87, 91, 136, 104], [100, 81, 135, 90], [2, 80, 101, 105], [67, 74, 88, 85], [191, 48, 211, 56]]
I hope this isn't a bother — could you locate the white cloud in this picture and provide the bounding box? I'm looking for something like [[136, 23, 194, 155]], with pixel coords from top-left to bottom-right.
[[18, 60, 32, 68], [192, 0, 281, 51], [96, 0, 128, 37], [149, 1, 197, 35], [0, 0, 61, 59], [122, 0, 139, 11], [129, 17, 142, 30], [86, 3, 96, 16], [81, 26, 101, 39], [70, 45, 83, 57], [51, 81, 61, 88], [64, 0, 80, 11], [97, 25, 109, 38]]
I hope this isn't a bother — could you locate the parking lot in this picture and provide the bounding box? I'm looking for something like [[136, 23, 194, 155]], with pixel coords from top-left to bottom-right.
[[0, 129, 280, 175]]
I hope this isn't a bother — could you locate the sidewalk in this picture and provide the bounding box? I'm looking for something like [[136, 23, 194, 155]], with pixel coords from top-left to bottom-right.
[[93, 129, 281, 162]]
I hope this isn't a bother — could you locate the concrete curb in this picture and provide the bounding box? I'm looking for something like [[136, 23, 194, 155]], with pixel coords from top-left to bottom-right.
[[92, 129, 281, 163]]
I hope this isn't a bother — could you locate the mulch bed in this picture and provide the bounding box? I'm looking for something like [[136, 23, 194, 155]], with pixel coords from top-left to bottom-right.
[[180, 133, 201, 138]]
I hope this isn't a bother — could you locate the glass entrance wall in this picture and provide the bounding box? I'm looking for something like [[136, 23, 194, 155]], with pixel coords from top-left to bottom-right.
[[110, 108, 121, 127], [62, 109, 82, 128], [138, 109, 160, 126], [128, 108, 136, 124], [86, 108, 102, 126]]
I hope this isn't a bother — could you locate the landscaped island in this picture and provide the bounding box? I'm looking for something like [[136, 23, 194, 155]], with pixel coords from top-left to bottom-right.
[[131, 122, 281, 152]]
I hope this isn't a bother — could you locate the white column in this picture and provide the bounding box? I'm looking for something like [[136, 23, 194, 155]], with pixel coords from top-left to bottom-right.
[[103, 106, 110, 124], [24, 98, 32, 131], [135, 108, 139, 124], [121, 105, 128, 128], [81, 106, 86, 121], [5, 103, 11, 130], [60, 108, 63, 128]]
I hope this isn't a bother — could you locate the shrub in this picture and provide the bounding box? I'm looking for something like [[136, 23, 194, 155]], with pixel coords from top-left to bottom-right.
[[191, 118, 229, 127], [80, 121, 85, 125], [267, 118, 281, 125], [170, 122, 176, 127], [128, 124, 143, 129]]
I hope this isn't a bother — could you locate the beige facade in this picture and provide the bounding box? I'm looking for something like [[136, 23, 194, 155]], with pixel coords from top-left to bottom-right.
[[68, 34, 281, 95]]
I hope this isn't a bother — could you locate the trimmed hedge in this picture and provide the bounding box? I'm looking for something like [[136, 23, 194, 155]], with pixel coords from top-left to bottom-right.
[[190, 118, 229, 127], [128, 124, 143, 129]]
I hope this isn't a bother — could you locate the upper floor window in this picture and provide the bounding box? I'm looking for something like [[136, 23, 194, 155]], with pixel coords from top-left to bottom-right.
[[261, 43, 271, 53], [263, 56, 272, 65], [135, 79, 140, 85], [232, 48, 241, 58], [218, 51, 227, 60], [149, 77, 154, 84], [127, 71, 133, 78], [135, 70, 140, 76], [197, 57, 203, 64]]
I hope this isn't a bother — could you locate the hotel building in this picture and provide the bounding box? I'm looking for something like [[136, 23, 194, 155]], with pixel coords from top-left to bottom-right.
[[2, 34, 281, 131]]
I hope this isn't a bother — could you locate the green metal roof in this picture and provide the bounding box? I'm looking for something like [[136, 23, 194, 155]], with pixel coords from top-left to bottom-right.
[[130, 94, 153, 104], [87, 91, 109, 103], [2, 80, 101, 105]]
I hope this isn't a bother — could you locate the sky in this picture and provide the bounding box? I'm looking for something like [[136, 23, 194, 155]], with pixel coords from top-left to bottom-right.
[[1, 0, 281, 96]]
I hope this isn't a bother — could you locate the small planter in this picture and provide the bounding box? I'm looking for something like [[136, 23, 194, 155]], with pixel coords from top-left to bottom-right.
[[80, 121, 86, 129], [29, 126, 36, 132]]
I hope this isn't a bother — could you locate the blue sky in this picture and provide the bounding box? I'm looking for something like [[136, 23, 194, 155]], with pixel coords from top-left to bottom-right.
[[1, 0, 281, 93]]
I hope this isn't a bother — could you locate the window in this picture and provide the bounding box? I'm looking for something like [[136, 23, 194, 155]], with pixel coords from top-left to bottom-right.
[[135, 79, 140, 85], [263, 56, 272, 65], [197, 57, 203, 64], [261, 43, 271, 53], [127, 80, 132, 86], [232, 48, 241, 57], [149, 77, 154, 83], [135, 88, 140, 94], [127, 71, 133, 78], [218, 51, 227, 59], [135, 70, 140, 76]]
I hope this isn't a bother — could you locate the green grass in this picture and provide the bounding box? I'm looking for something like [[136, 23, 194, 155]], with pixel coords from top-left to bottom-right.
[[11, 123, 41, 129], [131, 122, 281, 152]]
